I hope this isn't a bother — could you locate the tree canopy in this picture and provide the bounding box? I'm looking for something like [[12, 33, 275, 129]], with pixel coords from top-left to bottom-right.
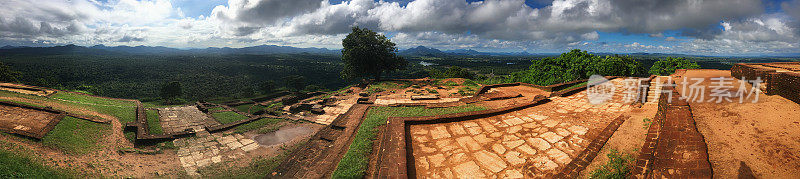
[[160, 81, 183, 100], [282, 75, 306, 91], [428, 66, 475, 79], [506, 49, 645, 85], [648, 57, 701, 76], [341, 27, 407, 81], [0, 62, 21, 82]]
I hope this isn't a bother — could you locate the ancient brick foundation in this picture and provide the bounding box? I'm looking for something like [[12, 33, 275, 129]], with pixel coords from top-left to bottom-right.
[[0, 101, 66, 139], [731, 62, 800, 104]]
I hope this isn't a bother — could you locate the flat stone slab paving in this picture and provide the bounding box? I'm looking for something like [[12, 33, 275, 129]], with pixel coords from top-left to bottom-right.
[[158, 106, 219, 133], [174, 130, 260, 175], [0, 104, 62, 138], [408, 79, 633, 178], [312, 95, 358, 125]]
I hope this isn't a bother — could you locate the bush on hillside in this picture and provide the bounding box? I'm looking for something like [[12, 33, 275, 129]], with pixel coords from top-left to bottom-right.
[[648, 57, 701, 76], [428, 66, 475, 79], [506, 49, 645, 86]]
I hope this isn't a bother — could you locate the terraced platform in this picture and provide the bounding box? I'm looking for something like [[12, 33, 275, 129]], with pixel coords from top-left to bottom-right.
[[371, 78, 640, 178], [0, 101, 65, 139]]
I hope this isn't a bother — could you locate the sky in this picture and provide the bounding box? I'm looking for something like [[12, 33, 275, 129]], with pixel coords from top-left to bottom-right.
[[0, 0, 799, 56]]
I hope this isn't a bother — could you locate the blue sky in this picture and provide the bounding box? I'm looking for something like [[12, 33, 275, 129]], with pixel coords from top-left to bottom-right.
[[0, 0, 798, 56]]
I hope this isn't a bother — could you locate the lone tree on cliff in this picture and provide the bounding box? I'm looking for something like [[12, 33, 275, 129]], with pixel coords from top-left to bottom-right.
[[341, 27, 406, 81]]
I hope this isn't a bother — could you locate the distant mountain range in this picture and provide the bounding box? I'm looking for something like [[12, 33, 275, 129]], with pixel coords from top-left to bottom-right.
[[0, 44, 542, 57], [1, 44, 796, 57], [0, 44, 340, 55], [397, 46, 548, 57]]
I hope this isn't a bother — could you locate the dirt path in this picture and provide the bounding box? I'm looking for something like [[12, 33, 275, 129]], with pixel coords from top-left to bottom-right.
[[579, 102, 658, 177], [677, 70, 800, 178]]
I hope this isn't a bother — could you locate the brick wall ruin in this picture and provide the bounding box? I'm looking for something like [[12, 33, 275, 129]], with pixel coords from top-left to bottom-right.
[[731, 62, 800, 104]]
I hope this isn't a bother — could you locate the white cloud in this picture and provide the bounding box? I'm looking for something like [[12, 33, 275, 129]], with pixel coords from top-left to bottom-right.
[[0, 0, 797, 55]]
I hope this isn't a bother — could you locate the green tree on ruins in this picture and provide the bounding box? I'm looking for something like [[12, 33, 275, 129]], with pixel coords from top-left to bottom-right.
[[341, 27, 407, 81], [0, 61, 21, 82]]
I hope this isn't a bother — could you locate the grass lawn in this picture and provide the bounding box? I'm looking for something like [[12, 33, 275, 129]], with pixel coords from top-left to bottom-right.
[[0, 99, 47, 108], [1, 91, 135, 142], [208, 107, 225, 112], [42, 117, 108, 155], [332, 105, 486, 178], [50, 92, 134, 107], [0, 138, 85, 178], [146, 110, 163, 135], [234, 104, 267, 114], [369, 81, 411, 90], [0, 150, 68, 178], [211, 111, 249, 124], [231, 118, 285, 134], [50, 92, 137, 142]]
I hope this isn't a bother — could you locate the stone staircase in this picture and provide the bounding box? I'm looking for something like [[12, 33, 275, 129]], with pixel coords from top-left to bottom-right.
[[645, 76, 669, 104]]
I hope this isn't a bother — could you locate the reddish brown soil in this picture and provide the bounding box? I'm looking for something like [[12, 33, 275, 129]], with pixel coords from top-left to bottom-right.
[[676, 69, 800, 178], [0, 104, 61, 137], [439, 78, 466, 84], [579, 103, 659, 177]]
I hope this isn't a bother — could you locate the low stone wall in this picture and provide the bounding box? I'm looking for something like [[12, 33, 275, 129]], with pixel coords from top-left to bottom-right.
[[130, 101, 193, 140], [731, 64, 776, 85], [731, 63, 800, 104], [549, 76, 621, 97], [389, 82, 529, 108], [767, 72, 800, 104]]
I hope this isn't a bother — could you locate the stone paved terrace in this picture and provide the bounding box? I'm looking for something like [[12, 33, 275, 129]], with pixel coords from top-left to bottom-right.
[[310, 94, 358, 125], [159, 106, 219, 133], [408, 79, 634, 178], [174, 130, 259, 175]]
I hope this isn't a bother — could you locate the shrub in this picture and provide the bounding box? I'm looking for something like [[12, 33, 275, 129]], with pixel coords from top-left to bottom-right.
[[507, 49, 645, 86], [648, 57, 700, 76], [589, 149, 636, 179], [428, 66, 475, 79]]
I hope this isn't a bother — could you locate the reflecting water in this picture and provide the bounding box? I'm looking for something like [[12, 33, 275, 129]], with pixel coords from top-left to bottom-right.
[[252, 126, 314, 146]]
